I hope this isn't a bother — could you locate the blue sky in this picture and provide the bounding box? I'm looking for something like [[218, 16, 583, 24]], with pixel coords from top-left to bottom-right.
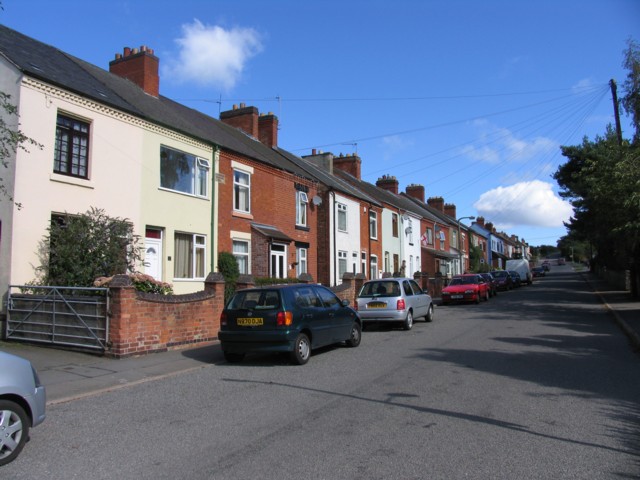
[[3, 0, 639, 246]]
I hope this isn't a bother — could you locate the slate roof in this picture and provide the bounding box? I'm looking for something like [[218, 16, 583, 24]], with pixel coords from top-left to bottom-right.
[[275, 149, 382, 206], [0, 24, 314, 180]]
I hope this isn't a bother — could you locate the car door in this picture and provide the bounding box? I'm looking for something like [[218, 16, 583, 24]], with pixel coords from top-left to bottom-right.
[[408, 279, 429, 317], [293, 286, 332, 347], [314, 286, 353, 343]]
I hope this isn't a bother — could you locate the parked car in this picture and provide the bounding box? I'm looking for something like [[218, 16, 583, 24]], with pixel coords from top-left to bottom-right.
[[508, 270, 522, 287], [479, 272, 498, 297], [0, 351, 47, 466], [356, 278, 433, 330], [532, 266, 546, 277], [218, 284, 361, 365], [441, 274, 490, 305], [490, 270, 514, 291]]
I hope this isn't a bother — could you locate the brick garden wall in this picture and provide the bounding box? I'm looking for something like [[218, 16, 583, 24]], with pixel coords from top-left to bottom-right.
[[107, 272, 232, 358]]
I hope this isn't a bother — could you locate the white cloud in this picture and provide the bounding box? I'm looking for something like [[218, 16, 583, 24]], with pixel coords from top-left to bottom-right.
[[462, 121, 556, 164], [473, 180, 573, 229], [162, 19, 263, 90]]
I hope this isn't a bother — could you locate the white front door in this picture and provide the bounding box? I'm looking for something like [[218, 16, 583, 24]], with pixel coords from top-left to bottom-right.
[[270, 244, 286, 278], [145, 237, 163, 281]]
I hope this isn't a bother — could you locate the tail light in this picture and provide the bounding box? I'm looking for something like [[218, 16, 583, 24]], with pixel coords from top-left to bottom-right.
[[220, 311, 227, 326], [396, 299, 406, 311], [277, 311, 293, 326]]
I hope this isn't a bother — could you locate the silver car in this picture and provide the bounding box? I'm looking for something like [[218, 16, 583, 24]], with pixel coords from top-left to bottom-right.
[[356, 278, 434, 330], [0, 351, 47, 466]]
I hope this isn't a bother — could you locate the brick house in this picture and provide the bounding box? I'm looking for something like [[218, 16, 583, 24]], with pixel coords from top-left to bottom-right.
[[216, 104, 320, 281]]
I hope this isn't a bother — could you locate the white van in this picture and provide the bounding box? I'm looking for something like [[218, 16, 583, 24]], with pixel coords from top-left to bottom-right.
[[505, 259, 533, 285]]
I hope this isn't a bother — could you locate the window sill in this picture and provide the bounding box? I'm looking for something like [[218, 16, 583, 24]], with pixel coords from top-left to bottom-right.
[[233, 211, 254, 220], [295, 225, 310, 232], [50, 173, 94, 189]]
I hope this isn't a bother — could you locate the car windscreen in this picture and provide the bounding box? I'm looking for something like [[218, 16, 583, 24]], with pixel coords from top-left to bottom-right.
[[228, 290, 280, 310]]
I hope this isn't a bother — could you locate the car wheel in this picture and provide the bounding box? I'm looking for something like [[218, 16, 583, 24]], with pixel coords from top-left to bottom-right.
[[346, 322, 361, 347], [223, 352, 245, 363], [425, 304, 434, 322], [0, 400, 29, 467], [291, 333, 311, 365], [403, 311, 413, 330], [475, 294, 480, 304]]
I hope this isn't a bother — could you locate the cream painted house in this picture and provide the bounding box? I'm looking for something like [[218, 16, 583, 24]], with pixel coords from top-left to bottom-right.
[[0, 25, 222, 301]]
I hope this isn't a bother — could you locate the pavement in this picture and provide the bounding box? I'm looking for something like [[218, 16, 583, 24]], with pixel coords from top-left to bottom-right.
[[1, 269, 638, 406]]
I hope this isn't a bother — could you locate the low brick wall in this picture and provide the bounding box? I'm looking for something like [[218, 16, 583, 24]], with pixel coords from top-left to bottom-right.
[[107, 272, 227, 358]]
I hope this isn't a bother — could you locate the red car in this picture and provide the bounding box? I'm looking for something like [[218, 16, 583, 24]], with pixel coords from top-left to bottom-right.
[[441, 274, 490, 305]]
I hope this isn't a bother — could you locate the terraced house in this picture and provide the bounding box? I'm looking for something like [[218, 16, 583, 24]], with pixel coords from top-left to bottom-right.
[[1, 24, 519, 326]]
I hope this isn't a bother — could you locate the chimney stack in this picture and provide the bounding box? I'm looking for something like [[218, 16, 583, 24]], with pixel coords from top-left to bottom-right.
[[258, 112, 278, 148], [444, 203, 457, 219], [474, 216, 486, 228], [333, 153, 361, 180], [405, 184, 425, 202], [427, 196, 445, 213], [376, 175, 399, 194], [220, 103, 259, 138], [109, 46, 159, 97]]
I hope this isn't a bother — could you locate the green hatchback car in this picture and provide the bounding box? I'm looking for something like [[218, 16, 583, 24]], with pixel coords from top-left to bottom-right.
[[218, 284, 362, 365]]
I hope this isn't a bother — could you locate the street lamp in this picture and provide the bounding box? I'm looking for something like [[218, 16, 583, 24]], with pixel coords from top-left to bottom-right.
[[457, 216, 475, 274]]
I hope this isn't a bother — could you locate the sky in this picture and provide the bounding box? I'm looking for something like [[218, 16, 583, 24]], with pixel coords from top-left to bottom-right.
[[2, 0, 639, 247]]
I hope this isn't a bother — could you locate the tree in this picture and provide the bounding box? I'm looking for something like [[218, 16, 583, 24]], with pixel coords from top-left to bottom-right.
[[0, 92, 42, 206], [554, 39, 640, 296], [36, 207, 144, 287]]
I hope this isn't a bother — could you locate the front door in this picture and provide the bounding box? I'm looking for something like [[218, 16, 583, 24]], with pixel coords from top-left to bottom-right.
[[145, 237, 163, 281], [270, 243, 286, 278]]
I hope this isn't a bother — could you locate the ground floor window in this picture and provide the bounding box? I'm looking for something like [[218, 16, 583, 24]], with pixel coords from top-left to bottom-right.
[[338, 250, 348, 280], [233, 239, 250, 274], [174, 232, 206, 279]]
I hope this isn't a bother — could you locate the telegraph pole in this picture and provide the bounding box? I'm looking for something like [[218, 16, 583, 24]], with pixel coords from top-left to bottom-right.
[[610, 79, 623, 146]]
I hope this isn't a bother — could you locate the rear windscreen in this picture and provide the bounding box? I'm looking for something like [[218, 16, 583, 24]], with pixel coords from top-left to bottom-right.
[[359, 281, 401, 297], [229, 290, 280, 310]]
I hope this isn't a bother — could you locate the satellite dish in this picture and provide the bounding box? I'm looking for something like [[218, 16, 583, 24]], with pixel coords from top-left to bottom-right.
[[312, 195, 323, 206]]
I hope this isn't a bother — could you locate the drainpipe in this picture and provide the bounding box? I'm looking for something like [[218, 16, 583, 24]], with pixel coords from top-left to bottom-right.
[[330, 189, 337, 286], [211, 146, 220, 273]]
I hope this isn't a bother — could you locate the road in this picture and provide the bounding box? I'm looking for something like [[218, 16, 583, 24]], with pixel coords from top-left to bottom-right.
[[4, 267, 640, 479]]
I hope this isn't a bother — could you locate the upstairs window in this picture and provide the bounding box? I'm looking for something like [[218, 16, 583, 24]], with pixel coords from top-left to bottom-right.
[[234, 169, 251, 213], [337, 203, 347, 232], [392, 213, 399, 237], [54, 114, 90, 178], [369, 210, 378, 239], [160, 146, 209, 197], [296, 191, 308, 226]]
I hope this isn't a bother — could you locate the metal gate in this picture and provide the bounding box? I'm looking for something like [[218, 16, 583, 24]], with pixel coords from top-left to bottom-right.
[[5, 285, 109, 351]]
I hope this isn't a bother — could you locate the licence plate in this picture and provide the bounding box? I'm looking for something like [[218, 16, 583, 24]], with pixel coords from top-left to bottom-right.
[[367, 302, 387, 309], [451, 295, 463, 299], [237, 317, 264, 326]]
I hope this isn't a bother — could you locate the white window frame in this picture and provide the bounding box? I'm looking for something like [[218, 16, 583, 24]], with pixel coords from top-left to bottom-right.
[[369, 210, 378, 239], [338, 250, 348, 279], [174, 232, 206, 280], [233, 169, 251, 213], [370, 255, 378, 279], [337, 203, 347, 232], [297, 247, 308, 276], [296, 191, 308, 226], [160, 146, 209, 198], [232, 239, 250, 274]]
